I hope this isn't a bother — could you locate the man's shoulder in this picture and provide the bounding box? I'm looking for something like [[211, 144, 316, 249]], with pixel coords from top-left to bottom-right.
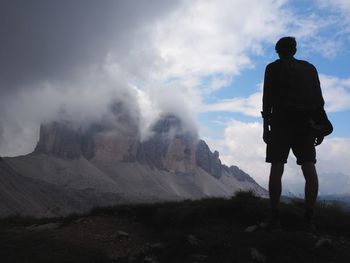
[[266, 59, 316, 67], [294, 59, 316, 70], [266, 59, 280, 67], [265, 60, 280, 71], [265, 59, 318, 75]]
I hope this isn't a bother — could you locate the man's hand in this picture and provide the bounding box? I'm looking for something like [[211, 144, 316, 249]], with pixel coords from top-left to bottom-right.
[[263, 129, 271, 144], [263, 118, 271, 144], [314, 135, 324, 146]]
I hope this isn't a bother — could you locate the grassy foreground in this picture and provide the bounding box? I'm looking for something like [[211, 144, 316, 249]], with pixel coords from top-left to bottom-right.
[[1, 191, 350, 263]]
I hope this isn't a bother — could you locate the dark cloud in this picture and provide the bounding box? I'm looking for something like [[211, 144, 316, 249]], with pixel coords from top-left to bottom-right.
[[0, 0, 181, 156], [0, 0, 179, 92]]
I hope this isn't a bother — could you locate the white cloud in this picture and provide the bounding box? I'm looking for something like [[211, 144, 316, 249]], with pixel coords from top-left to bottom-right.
[[314, 0, 350, 56], [315, 137, 350, 194], [320, 74, 350, 112], [203, 73, 350, 117], [318, 137, 350, 174], [318, 0, 350, 15], [151, 0, 291, 89], [205, 119, 270, 188], [206, 119, 350, 195], [136, 82, 202, 140], [202, 73, 350, 194], [1, 0, 349, 163], [204, 91, 262, 117]]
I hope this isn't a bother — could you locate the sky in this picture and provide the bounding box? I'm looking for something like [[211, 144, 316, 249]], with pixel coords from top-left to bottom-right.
[[0, 0, 349, 195]]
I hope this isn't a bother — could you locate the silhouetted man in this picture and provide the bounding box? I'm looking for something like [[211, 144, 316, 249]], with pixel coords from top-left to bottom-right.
[[262, 36, 326, 230]]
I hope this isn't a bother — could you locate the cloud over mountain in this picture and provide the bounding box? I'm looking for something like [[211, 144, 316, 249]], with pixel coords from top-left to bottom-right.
[[0, 0, 183, 156], [0, 0, 349, 196], [0, 0, 323, 157]]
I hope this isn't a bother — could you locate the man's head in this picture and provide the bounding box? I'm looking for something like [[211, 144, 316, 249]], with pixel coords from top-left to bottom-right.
[[275, 36, 297, 58]]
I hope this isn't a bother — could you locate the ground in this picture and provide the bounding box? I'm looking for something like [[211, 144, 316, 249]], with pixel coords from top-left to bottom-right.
[[1, 192, 350, 263]]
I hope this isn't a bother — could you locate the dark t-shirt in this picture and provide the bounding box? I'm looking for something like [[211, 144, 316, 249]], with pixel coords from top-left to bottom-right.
[[263, 58, 325, 122]]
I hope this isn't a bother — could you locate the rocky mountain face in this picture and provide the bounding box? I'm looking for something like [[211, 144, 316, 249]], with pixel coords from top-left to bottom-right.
[[137, 115, 197, 173], [0, 108, 267, 218], [34, 101, 140, 163], [34, 121, 83, 159], [196, 140, 222, 179]]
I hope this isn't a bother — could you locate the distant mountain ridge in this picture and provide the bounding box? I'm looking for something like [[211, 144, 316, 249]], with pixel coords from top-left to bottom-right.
[[319, 194, 350, 211], [0, 109, 267, 218]]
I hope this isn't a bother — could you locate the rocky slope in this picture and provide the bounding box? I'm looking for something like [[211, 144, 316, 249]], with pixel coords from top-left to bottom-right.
[[1, 194, 350, 263], [0, 110, 267, 217], [0, 157, 123, 217]]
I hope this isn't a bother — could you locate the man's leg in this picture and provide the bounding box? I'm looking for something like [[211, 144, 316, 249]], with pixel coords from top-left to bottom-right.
[[269, 163, 284, 222], [301, 162, 319, 222]]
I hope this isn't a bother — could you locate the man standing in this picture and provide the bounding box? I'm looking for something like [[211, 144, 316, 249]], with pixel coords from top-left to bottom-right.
[[262, 36, 326, 230]]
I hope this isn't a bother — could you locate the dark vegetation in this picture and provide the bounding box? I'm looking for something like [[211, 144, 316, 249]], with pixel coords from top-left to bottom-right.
[[1, 191, 350, 263]]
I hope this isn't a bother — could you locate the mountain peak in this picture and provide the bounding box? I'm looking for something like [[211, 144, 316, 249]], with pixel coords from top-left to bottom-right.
[[152, 114, 182, 134], [196, 140, 222, 178], [151, 114, 197, 141], [136, 114, 197, 171], [34, 121, 82, 159]]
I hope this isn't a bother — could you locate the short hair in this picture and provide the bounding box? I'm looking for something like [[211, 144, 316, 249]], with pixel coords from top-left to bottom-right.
[[275, 36, 297, 56]]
